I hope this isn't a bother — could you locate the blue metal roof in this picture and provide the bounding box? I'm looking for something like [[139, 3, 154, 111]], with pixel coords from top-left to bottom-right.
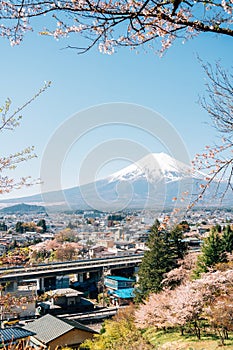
[[0, 327, 35, 344], [105, 276, 134, 282], [112, 288, 135, 299]]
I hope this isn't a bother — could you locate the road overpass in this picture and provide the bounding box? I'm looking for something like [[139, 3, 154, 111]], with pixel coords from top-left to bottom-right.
[[0, 254, 143, 285]]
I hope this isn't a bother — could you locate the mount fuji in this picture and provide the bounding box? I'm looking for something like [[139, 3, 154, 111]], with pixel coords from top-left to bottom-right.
[[1, 152, 209, 212], [107, 153, 197, 183]]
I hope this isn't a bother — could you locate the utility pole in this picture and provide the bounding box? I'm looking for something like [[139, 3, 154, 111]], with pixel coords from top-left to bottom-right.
[[0, 285, 4, 328]]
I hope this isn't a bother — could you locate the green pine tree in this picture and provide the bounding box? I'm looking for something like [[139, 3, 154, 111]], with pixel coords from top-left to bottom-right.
[[15, 221, 24, 233], [170, 225, 187, 260], [37, 219, 47, 232], [194, 228, 227, 278], [222, 225, 233, 253], [215, 223, 222, 233], [135, 221, 185, 302]]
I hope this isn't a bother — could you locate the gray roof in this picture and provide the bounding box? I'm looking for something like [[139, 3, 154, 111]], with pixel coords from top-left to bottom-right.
[[0, 327, 35, 344], [47, 288, 83, 297], [61, 318, 98, 334], [24, 314, 97, 344]]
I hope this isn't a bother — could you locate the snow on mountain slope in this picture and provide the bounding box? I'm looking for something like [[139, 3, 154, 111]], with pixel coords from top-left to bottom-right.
[[107, 152, 200, 184], [1, 151, 232, 212]]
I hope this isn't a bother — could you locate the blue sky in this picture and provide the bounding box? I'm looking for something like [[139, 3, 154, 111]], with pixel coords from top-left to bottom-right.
[[0, 21, 232, 199]]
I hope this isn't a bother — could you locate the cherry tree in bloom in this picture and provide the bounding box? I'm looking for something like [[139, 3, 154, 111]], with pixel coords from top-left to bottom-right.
[[135, 288, 175, 329], [0, 0, 232, 54], [136, 281, 206, 338], [205, 293, 233, 344], [136, 269, 233, 339], [0, 284, 35, 320], [162, 252, 197, 288]]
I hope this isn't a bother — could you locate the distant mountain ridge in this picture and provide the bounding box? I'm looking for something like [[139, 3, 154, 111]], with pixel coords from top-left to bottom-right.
[[0, 153, 231, 212], [0, 203, 46, 214]]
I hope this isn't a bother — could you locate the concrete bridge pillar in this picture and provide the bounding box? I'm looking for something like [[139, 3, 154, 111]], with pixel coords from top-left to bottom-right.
[[89, 271, 99, 281], [73, 274, 79, 282], [36, 279, 40, 290], [78, 273, 84, 283], [39, 277, 45, 291], [5, 281, 18, 292]]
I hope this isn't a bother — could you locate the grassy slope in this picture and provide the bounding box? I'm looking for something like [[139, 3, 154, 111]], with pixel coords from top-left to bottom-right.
[[144, 329, 233, 350]]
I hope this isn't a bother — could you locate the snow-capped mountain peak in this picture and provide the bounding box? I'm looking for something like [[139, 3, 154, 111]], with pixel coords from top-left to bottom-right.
[[107, 152, 196, 184]]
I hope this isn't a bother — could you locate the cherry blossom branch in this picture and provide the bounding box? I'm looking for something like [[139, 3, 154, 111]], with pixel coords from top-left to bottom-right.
[[189, 61, 233, 207], [0, 0, 232, 53], [0, 81, 51, 194], [0, 81, 51, 132]]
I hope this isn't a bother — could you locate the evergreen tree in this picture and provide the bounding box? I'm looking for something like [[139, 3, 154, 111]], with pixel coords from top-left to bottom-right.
[[215, 224, 222, 233], [222, 225, 233, 253], [170, 225, 188, 260], [37, 219, 47, 232], [194, 228, 227, 278], [15, 221, 24, 233], [0, 222, 7, 231], [135, 221, 185, 302]]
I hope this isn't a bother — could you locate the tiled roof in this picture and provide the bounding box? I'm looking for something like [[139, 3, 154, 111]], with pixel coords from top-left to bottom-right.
[[61, 318, 98, 334], [0, 327, 35, 344], [24, 314, 96, 344]]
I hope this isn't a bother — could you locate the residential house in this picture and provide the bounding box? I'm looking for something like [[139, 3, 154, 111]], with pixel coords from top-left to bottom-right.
[[104, 276, 135, 306], [24, 314, 97, 349], [89, 245, 106, 258], [98, 239, 114, 249], [104, 276, 134, 290], [109, 288, 135, 306], [1, 290, 36, 320], [47, 288, 84, 309], [115, 241, 136, 251], [38, 288, 95, 314], [197, 224, 213, 236], [0, 242, 7, 256], [0, 327, 35, 349]]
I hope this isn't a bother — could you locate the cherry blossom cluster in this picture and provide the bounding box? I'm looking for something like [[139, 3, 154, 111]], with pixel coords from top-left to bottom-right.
[[136, 268, 233, 337], [0, 1, 232, 53], [191, 141, 233, 206]]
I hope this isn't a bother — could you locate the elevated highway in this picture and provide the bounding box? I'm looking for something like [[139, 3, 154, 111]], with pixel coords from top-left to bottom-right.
[[0, 254, 143, 284]]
